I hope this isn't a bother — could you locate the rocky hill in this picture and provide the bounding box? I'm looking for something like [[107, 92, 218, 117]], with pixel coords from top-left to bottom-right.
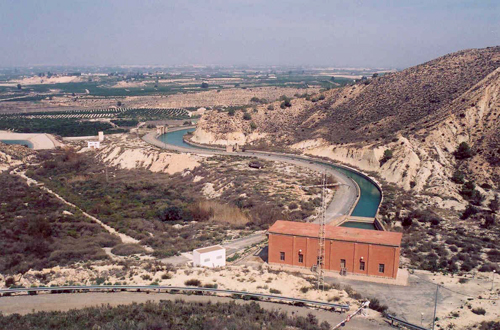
[[194, 47, 500, 198]]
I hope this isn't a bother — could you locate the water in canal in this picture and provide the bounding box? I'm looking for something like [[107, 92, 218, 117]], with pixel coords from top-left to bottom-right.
[[158, 128, 381, 218], [0, 139, 33, 148]]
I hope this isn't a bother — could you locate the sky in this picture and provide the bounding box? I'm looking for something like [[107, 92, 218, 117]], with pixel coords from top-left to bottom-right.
[[0, 0, 498, 69]]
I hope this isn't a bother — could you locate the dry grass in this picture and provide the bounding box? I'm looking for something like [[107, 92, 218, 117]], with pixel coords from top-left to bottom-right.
[[196, 200, 249, 226]]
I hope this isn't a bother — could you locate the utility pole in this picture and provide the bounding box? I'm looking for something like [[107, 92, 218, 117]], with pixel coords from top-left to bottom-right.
[[298, 171, 340, 290], [432, 285, 439, 330], [317, 171, 326, 290]]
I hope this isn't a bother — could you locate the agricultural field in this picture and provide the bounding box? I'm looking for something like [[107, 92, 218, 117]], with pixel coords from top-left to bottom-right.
[[0, 108, 190, 136]]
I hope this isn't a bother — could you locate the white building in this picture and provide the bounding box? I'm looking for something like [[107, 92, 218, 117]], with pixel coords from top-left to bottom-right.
[[193, 245, 226, 268], [87, 141, 100, 149]]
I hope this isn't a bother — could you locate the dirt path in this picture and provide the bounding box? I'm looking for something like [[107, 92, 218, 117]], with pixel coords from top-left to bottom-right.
[[0, 292, 393, 329], [12, 169, 150, 249]]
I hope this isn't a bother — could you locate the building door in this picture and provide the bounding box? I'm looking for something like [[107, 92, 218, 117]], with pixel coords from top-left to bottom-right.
[[340, 259, 346, 269]]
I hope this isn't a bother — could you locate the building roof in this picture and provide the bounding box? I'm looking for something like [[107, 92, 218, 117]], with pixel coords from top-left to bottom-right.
[[268, 220, 402, 247], [194, 245, 225, 254]]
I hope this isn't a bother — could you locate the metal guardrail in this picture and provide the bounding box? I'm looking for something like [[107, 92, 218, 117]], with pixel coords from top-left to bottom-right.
[[385, 314, 430, 330], [0, 285, 350, 312]]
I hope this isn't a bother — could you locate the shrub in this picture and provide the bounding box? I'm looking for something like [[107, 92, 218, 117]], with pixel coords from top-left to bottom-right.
[[111, 244, 146, 256], [250, 122, 257, 130], [472, 307, 486, 315], [269, 288, 281, 294], [228, 109, 235, 116], [483, 214, 495, 228], [203, 283, 218, 289], [489, 194, 499, 213], [243, 113, 252, 120], [451, 170, 465, 184], [5, 277, 15, 287], [300, 286, 310, 293], [461, 204, 479, 219], [289, 202, 299, 210], [379, 149, 393, 166], [201, 82, 209, 88], [184, 279, 201, 287], [161, 273, 172, 280], [267, 105, 274, 110], [369, 298, 388, 314], [454, 142, 473, 160]]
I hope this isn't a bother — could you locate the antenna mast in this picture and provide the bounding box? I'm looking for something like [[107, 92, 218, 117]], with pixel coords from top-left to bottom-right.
[[317, 170, 327, 290]]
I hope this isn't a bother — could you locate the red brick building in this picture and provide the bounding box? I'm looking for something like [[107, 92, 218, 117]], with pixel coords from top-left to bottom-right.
[[268, 220, 402, 279]]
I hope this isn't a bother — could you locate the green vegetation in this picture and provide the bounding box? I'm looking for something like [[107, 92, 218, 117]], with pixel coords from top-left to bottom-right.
[[0, 118, 125, 137], [451, 170, 465, 184], [0, 173, 119, 274], [460, 181, 484, 206], [243, 113, 252, 120], [379, 149, 393, 166], [111, 119, 139, 127], [454, 142, 474, 160], [0, 300, 331, 330]]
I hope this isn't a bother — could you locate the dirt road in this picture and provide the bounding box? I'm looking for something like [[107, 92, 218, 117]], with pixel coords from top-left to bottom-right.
[[143, 129, 359, 222]]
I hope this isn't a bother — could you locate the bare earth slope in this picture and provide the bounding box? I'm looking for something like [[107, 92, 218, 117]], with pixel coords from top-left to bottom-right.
[[195, 46, 500, 195]]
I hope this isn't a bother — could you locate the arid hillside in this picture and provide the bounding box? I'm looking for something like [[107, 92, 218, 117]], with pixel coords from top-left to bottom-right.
[[195, 47, 500, 191]]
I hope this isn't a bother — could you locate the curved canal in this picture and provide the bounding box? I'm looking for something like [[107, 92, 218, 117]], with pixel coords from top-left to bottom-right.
[[157, 128, 381, 218]]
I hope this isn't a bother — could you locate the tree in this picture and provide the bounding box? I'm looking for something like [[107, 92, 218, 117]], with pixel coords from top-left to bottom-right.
[[158, 206, 185, 222], [250, 122, 257, 130], [489, 194, 499, 213], [451, 170, 465, 184], [484, 214, 495, 228], [17, 84, 21, 90], [460, 181, 476, 199], [243, 113, 252, 120], [201, 82, 209, 88], [379, 149, 393, 166], [116, 101, 122, 107], [454, 142, 473, 160], [228, 109, 235, 116], [461, 204, 479, 219]]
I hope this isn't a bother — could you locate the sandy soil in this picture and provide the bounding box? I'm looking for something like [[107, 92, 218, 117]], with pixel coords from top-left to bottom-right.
[[0, 131, 60, 150]]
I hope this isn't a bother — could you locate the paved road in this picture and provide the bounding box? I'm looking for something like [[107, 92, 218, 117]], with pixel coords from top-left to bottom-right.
[[143, 129, 359, 222], [0, 292, 393, 329]]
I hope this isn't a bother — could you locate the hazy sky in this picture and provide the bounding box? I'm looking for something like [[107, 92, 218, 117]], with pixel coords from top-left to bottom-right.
[[0, 0, 498, 69]]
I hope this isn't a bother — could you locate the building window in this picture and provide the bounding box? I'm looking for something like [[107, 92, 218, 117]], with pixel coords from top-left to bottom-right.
[[204, 258, 210, 262], [340, 259, 346, 269], [216, 255, 222, 259], [379, 264, 385, 273], [298, 253, 304, 263], [280, 252, 285, 261], [360, 261, 365, 271]]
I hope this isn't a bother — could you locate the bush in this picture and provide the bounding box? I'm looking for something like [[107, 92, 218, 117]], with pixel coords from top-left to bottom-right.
[[228, 109, 235, 116], [379, 149, 393, 166], [472, 307, 486, 315], [201, 82, 209, 88], [111, 244, 146, 256], [300, 286, 310, 293], [489, 194, 499, 213], [451, 170, 465, 184], [461, 204, 479, 219], [267, 105, 274, 110], [369, 298, 388, 314], [250, 122, 257, 130], [269, 288, 281, 294], [161, 273, 172, 280], [184, 279, 201, 287], [243, 113, 252, 120], [289, 202, 299, 210], [454, 142, 473, 160]]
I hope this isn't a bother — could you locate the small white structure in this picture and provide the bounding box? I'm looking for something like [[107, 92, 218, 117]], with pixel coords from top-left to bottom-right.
[[87, 141, 100, 149], [98, 131, 104, 142], [193, 245, 226, 268]]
